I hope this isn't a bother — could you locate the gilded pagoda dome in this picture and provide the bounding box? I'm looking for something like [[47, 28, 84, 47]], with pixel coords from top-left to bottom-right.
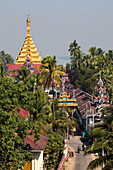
[[16, 16, 41, 64]]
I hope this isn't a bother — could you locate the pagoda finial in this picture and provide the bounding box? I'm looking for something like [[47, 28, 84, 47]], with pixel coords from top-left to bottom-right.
[[26, 13, 30, 35], [27, 12, 29, 17], [97, 73, 103, 87]]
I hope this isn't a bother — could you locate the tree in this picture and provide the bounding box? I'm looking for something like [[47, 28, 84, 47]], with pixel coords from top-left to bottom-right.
[[44, 131, 64, 169], [0, 50, 14, 64], [38, 56, 64, 131], [0, 77, 35, 112], [13, 66, 30, 84], [0, 63, 5, 77], [96, 48, 104, 56], [0, 109, 32, 169], [0, 76, 40, 169], [68, 40, 81, 59], [0, 77, 18, 111], [88, 47, 97, 58], [85, 107, 113, 170], [53, 98, 77, 136], [68, 40, 81, 68]]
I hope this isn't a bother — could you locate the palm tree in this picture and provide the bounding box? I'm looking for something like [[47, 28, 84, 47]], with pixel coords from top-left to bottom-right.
[[38, 56, 64, 131], [88, 47, 97, 58], [54, 107, 77, 136], [85, 106, 113, 170], [13, 66, 30, 84], [68, 40, 81, 68], [68, 40, 81, 59], [47, 98, 77, 136], [96, 48, 105, 56], [30, 87, 52, 134]]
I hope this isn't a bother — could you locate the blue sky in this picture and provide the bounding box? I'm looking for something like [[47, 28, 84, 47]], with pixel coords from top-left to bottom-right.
[[0, 0, 113, 65]]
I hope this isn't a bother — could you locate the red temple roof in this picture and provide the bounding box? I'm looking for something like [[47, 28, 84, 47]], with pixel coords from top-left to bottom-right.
[[6, 64, 42, 71]]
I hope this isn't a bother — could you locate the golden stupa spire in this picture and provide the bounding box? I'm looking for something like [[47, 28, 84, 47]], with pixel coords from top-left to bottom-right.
[[26, 13, 31, 38], [16, 15, 41, 64]]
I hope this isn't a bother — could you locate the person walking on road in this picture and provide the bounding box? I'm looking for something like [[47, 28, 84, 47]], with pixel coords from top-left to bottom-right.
[[77, 146, 80, 153], [82, 144, 85, 151]]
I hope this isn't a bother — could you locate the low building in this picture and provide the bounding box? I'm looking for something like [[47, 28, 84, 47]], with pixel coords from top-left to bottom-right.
[[17, 107, 48, 170], [24, 133, 48, 170]]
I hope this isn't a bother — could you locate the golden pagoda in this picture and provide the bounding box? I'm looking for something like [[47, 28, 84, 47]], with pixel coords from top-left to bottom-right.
[[16, 16, 41, 64]]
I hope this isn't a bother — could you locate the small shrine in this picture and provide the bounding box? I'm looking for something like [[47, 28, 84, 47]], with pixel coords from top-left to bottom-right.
[[58, 92, 78, 115]]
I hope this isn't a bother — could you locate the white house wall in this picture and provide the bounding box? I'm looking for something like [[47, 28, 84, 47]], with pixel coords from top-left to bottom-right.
[[32, 151, 43, 170]]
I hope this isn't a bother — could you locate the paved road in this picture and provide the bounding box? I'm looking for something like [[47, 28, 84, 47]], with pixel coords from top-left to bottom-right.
[[68, 131, 96, 170]]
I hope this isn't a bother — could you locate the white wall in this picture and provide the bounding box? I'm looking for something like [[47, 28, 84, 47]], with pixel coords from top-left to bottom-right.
[[31, 151, 43, 170]]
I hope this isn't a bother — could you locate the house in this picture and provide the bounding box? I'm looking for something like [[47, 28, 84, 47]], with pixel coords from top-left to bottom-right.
[[24, 132, 48, 170], [17, 107, 48, 170]]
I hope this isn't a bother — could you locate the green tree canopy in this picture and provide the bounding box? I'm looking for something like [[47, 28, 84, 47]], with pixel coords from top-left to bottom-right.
[[38, 56, 64, 131], [0, 50, 14, 64], [44, 131, 64, 169], [85, 107, 113, 170], [0, 109, 32, 169]]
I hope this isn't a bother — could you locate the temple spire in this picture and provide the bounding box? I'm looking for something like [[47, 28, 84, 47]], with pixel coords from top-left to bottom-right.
[[16, 15, 41, 64], [97, 74, 103, 87], [26, 14, 31, 37]]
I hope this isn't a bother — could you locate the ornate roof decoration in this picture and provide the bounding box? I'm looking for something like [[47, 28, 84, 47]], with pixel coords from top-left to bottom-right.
[[58, 91, 78, 107], [97, 75, 103, 87]]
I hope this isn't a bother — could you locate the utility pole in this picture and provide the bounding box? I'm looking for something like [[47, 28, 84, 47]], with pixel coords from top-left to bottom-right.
[[67, 125, 69, 158]]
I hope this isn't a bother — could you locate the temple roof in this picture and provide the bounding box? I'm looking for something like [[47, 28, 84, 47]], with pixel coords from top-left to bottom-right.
[[16, 16, 41, 64], [97, 76, 103, 87]]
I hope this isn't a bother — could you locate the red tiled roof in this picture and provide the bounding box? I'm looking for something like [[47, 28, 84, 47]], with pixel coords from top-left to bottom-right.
[[24, 133, 48, 150], [6, 64, 42, 71], [17, 107, 29, 119], [16, 108, 48, 150], [6, 64, 23, 70]]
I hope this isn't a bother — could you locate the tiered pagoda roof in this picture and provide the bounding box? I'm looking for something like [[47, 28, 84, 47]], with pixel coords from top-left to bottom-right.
[[16, 16, 41, 64]]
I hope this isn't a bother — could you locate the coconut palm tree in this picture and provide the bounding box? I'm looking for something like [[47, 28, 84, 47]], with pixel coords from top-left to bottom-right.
[[88, 47, 97, 58], [85, 106, 113, 170], [49, 98, 77, 136], [68, 40, 81, 68], [96, 48, 105, 56], [30, 87, 52, 134], [12, 66, 30, 84], [38, 56, 64, 131], [68, 40, 81, 59]]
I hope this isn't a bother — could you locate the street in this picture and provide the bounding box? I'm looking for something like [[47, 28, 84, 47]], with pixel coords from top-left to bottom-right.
[[64, 130, 101, 170]]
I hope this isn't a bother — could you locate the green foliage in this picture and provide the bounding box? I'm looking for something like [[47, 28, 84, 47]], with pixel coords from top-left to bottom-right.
[[85, 106, 113, 170], [67, 41, 113, 99], [44, 131, 64, 169], [0, 63, 6, 77], [38, 56, 64, 131], [0, 77, 35, 112], [13, 66, 30, 84], [0, 77, 41, 168], [0, 77, 18, 111], [0, 50, 14, 64], [0, 109, 32, 169]]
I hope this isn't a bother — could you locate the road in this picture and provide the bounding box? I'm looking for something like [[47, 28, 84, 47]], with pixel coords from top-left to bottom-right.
[[64, 130, 101, 170]]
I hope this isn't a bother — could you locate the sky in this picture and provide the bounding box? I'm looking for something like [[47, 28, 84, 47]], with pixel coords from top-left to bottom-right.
[[0, 0, 113, 65]]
